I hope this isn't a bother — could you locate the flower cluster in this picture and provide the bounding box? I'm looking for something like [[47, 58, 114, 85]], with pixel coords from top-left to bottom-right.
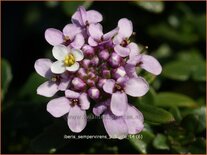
[[34, 6, 162, 139]]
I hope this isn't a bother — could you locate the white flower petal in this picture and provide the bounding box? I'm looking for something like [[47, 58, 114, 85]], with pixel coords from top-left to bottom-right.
[[52, 45, 68, 61], [71, 49, 84, 61], [51, 61, 66, 74], [66, 62, 79, 72]]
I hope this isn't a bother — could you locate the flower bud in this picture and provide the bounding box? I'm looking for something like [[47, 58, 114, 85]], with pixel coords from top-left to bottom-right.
[[91, 56, 99, 66], [72, 77, 86, 90], [102, 69, 111, 78], [88, 71, 96, 79], [82, 44, 95, 57], [112, 66, 126, 79], [77, 68, 87, 79], [82, 59, 91, 68], [99, 49, 110, 60], [100, 63, 108, 70], [109, 52, 122, 68], [97, 78, 107, 88], [88, 87, 100, 100], [87, 79, 95, 87]]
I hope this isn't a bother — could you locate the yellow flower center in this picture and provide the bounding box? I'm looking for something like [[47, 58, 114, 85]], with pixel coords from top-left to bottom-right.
[[64, 54, 75, 66]]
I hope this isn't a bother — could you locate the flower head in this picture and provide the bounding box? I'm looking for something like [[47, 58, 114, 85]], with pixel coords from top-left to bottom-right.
[[34, 6, 162, 138]]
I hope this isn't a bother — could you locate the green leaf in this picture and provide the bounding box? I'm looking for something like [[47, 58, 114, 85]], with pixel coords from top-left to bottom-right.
[[182, 114, 198, 133], [191, 61, 206, 81], [153, 44, 172, 59], [169, 107, 182, 122], [163, 50, 206, 81], [134, 1, 164, 13], [153, 134, 170, 150], [193, 106, 206, 133], [129, 138, 147, 154], [18, 72, 48, 103], [148, 23, 199, 45], [140, 88, 156, 105], [163, 61, 191, 81], [1, 59, 12, 100], [155, 92, 197, 108], [188, 138, 206, 154], [194, 14, 206, 40], [136, 100, 175, 124], [182, 106, 206, 133], [62, 1, 93, 16], [177, 49, 204, 63], [31, 120, 70, 153]]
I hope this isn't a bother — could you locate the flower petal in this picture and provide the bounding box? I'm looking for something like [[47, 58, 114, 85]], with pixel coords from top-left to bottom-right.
[[70, 33, 85, 49], [45, 28, 63, 46], [103, 79, 115, 94], [37, 81, 58, 97], [71, 7, 86, 26], [111, 92, 128, 116], [51, 61, 66, 74], [47, 97, 71, 118], [67, 105, 87, 133], [52, 45, 68, 61], [116, 76, 129, 86], [127, 55, 141, 65], [88, 24, 103, 40], [103, 111, 128, 139], [118, 18, 133, 38], [88, 36, 98, 46], [124, 77, 149, 97], [87, 10, 103, 24], [79, 93, 90, 110], [124, 104, 144, 134], [71, 49, 84, 61], [125, 63, 138, 78], [140, 55, 162, 75], [63, 24, 81, 40], [93, 100, 109, 116], [128, 42, 140, 58], [114, 44, 130, 57], [113, 34, 123, 45], [66, 62, 79, 72], [65, 89, 80, 99], [79, 6, 87, 25], [103, 28, 119, 40], [34, 58, 52, 78], [58, 78, 70, 91]]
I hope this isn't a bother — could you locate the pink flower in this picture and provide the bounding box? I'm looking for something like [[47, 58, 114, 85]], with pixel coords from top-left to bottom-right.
[[88, 23, 118, 47], [72, 6, 103, 27], [103, 76, 149, 116], [93, 100, 144, 139], [34, 58, 70, 97], [113, 18, 135, 57], [45, 24, 84, 49], [47, 90, 90, 132], [125, 44, 162, 77]]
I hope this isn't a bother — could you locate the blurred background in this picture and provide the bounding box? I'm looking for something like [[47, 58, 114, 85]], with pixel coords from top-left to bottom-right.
[[2, 1, 206, 154]]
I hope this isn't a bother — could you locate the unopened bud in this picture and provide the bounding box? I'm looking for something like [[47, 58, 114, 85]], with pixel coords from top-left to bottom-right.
[[88, 87, 100, 100], [72, 77, 86, 90]]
